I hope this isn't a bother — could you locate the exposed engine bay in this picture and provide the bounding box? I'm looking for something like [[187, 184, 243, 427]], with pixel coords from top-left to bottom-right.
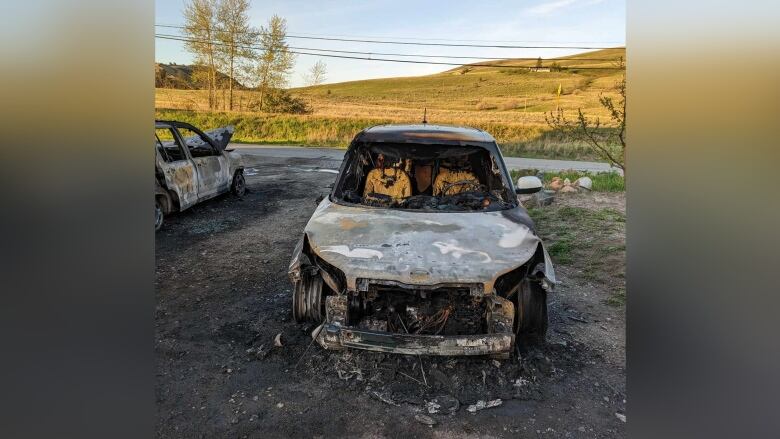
[[333, 143, 517, 211], [351, 284, 487, 335]]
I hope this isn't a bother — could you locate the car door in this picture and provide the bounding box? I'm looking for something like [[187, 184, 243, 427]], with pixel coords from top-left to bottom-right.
[[175, 125, 230, 199], [155, 127, 199, 210]]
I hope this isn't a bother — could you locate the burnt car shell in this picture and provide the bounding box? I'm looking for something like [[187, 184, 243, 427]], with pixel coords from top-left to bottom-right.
[[289, 124, 555, 357]]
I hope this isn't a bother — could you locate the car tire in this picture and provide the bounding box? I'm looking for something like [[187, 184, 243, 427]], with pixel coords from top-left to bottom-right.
[[231, 171, 246, 196], [515, 278, 548, 344], [292, 271, 324, 323], [155, 199, 164, 232]]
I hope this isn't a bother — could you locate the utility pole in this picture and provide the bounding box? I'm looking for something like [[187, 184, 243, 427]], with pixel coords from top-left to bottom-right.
[[524, 96, 528, 124]]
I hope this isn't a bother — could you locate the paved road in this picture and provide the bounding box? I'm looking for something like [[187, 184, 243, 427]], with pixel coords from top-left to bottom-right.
[[230, 144, 622, 174]]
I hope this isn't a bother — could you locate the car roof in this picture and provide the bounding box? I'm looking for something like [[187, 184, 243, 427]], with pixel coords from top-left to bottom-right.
[[355, 124, 496, 145]]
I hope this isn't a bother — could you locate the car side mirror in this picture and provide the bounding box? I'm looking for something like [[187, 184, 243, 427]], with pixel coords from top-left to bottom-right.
[[515, 176, 543, 194]]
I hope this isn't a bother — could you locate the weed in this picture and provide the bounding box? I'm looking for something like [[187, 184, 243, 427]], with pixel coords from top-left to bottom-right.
[[606, 290, 626, 307], [528, 202, 625, 296]]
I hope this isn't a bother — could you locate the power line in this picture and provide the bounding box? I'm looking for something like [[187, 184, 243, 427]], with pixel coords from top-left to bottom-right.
[[287, 31, 624, 45], [156, 34, 625, 70], [154, 32, 619, 62], [154, 24, 621, 50], [155, 23, 623, 45]]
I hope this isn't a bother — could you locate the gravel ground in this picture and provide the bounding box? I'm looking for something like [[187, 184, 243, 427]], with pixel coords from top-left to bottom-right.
[[155, 154, 626, 438]]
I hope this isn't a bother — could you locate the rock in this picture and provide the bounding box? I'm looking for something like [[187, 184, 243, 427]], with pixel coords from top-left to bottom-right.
[[574, 176, 593, 191], [615, 412, 626, 422], [276, 402, 284, 408], [549, 177, 564, 191], [466, 399, 503, 413], [274, 333, 283, 347], [414, 414, 437, 426], [560, 185, 578, 193]]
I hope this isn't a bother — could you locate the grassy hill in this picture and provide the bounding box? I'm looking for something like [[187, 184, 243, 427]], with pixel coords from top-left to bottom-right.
[[155, 63, 245, 89], [155, 48, 625, 160]]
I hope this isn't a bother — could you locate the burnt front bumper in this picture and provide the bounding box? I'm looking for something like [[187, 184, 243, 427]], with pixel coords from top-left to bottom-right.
[[315, 294, 515, 356], [317, 324, 514, 356]]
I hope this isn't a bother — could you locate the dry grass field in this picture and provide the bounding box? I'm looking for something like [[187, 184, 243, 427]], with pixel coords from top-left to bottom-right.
[[155, 48, 625, 160]]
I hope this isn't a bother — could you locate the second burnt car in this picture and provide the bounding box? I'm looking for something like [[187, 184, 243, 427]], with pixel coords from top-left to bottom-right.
[[289, 124, 555, 357], [155, 120, 245, 231]]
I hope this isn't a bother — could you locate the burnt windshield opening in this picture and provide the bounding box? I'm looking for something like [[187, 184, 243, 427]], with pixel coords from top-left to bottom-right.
[[333, 142, 515, 211]]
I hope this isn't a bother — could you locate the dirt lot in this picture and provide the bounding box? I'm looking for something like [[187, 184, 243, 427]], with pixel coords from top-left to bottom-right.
[[155, 154, 626, 438]]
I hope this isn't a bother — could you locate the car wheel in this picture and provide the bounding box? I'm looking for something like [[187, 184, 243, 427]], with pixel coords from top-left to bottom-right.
[[515, 278, 548, 344], [292, 271, 324, 323], [155, 199, 164, 231], [231, 171, 246, 196]]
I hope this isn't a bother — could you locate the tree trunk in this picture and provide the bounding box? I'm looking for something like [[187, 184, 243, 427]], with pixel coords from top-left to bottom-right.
[[258, 66, 270, 112], [258, 83, 266, 112], [228, 44, 234, 111]]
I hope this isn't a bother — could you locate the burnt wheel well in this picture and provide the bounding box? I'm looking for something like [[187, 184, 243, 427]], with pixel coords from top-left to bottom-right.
[[494, 243, 547, 297], [302, 234, 346, 294]]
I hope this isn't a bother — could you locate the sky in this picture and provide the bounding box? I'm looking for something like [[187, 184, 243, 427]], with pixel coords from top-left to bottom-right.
[[155, 0, 625, 87]]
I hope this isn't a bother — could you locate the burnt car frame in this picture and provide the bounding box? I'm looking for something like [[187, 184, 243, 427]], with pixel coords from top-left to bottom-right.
[[155, 120, 245, 230], [288, 124, 555, 357]]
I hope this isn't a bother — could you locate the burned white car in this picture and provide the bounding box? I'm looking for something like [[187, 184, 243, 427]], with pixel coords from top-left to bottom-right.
[[289, 124, 555, 357], [155, 120, 245, 230]]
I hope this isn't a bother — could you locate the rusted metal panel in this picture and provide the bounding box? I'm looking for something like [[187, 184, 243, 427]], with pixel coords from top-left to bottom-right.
[[303, 198, 555, 293], [155, 121, 244, 212], [317, 324, 514, 356]]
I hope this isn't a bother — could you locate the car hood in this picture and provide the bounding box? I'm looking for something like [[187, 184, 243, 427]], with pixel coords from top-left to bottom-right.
[[304, 199, 555, 292], [204, 125, 234, 150]]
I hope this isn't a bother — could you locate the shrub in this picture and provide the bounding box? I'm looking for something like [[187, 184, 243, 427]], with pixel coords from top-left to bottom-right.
[[475, 99, 497, 110], [264, 89, 311, 114], [498, 100, 520, 111]]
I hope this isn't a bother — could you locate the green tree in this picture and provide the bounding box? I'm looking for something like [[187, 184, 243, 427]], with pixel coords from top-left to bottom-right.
[[216, 0, 257, 110], [255, 15, 295, 111], [183, 0, 219, 109]]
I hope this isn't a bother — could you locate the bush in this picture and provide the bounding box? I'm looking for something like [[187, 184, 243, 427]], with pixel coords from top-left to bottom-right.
[[498, 100, 520, 111], [475, 99, 497, 110], [264, 89, 311, 114]]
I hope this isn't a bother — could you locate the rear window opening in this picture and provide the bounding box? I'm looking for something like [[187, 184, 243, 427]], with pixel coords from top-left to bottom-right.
[[333, 143, 516, 211]]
